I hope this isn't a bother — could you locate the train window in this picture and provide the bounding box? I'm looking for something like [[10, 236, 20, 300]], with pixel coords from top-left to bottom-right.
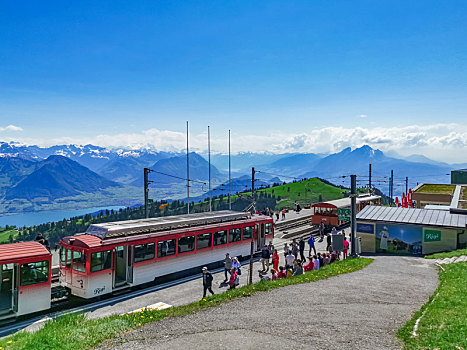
[[60, 247, 66, 266], [90, 250, 112, 272], [178, 236, 195, 254], [213, 230, 227, 246], [229, 228, 241, 243], [243, 226, 253, 240], [20, 260, 49, 286], [72, 251, 86, 272], [157, 239, 176, 258], [197, 233, 212, 250], [134, 243, 155, 263], [66, 249, 72, 269], [265, 223, 273, 235]]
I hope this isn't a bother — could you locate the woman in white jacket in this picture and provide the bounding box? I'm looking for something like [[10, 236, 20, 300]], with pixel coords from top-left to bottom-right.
[[232, 257, 241, 275]]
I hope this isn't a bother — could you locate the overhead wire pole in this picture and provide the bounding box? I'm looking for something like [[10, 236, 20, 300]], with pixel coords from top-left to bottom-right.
[[350, 174, 358, 258], [228, 129, 232, 210], [405, 176, 408, 195], [251, 167, 256, 213], [249, 167, 255, 285], [144, 168, 154, 219], [208, 125, 212, 212], [186, 121, 190, 214], [369, 163, 372, 193], [390, 169, 394, 205]]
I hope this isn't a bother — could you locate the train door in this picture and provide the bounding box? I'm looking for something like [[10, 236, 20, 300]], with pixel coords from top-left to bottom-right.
[[0, 263, 17, 316], [113, 246, 132, 288], [256, 224, 266, 251]]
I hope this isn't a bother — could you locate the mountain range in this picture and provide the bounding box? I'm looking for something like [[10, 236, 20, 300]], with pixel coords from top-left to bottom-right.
[[0, 141, 464, 210]]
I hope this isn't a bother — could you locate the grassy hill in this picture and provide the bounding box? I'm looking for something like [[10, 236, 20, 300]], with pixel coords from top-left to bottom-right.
[[0, 226, 19, 243], [263, 178, 346, 208], [240, 177, 347, 209]]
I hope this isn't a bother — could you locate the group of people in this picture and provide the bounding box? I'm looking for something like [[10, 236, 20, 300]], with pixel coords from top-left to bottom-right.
[[258, 235, 344, 281], [201, 252, 243, 297], [262, 207, 287, 222], [201, 230, 350, 297]]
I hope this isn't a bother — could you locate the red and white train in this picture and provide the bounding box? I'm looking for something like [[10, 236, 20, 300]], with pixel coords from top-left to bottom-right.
[[0, 211, 273, 319], [311, 194, 381, 229], [0, 242, 51, 319]]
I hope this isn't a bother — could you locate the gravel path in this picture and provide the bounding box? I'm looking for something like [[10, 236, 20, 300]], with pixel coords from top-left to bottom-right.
[[99, 256, 438, 350]]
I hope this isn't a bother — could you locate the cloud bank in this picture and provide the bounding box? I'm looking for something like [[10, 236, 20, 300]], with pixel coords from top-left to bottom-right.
[[4, 123, 467, 163]]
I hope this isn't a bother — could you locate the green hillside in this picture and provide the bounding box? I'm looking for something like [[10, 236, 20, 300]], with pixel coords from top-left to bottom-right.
[[0, 226, 19, 243], [243, 177, 347, 209]]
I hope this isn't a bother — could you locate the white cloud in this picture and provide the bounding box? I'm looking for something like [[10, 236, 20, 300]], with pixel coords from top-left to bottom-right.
[[6, 123, 467, 163], [0, 125, 23, 132], [359, 114, 367, 118]]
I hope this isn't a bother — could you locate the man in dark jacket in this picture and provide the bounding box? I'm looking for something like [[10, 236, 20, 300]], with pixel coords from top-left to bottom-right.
[[202, 267, 214, 298], [299, 237, 306, 262], [261, 245, 270, 272]]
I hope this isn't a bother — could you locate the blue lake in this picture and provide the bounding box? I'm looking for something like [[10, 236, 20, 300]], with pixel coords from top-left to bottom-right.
[[0, 206, 126, 228]]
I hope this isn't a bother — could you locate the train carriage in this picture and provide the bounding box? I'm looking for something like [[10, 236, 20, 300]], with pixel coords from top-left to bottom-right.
[[0, 242, 51, 320], [312, 194, 381, 228], [59, 211, 273, 299]]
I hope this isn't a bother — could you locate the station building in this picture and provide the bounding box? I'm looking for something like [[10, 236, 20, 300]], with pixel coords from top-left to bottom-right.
[[412, 183, 467, 211], [356, 205, 467, 255]]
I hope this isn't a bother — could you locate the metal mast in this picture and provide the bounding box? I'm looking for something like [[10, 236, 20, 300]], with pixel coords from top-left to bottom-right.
[[208, 125, 212, 212], [350, 174, 358, 257], [186, 121, 190, 214], [228, 129, 231, 210]]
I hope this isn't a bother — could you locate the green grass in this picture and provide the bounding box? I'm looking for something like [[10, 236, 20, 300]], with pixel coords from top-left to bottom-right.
[[397, 262, 467, 350], [424, 249, 467, 259], [0, 258, 372, 350], [415, 184, 455, 195], [244, 178, 347, 208], [0, 229, 18, 243]]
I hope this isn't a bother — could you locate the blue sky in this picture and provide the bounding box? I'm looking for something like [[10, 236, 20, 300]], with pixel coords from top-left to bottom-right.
[[0, 1, 466, 160]]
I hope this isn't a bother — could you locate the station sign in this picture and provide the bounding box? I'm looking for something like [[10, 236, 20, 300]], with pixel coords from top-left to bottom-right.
[[338, 208, 351, 222], [424, 229, 441, 242]]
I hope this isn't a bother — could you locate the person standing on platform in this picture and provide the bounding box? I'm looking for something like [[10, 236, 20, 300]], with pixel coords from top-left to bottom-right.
[[232, 257, 241, 275], [281, 209, 286, 220], [299, 237, 306, 262], [319, 221, 325, 242], [308, 235, 316, 257], [261, 245, 270, 272], [275, 210, 280, 221], [291, 239, 299, 259], [343, 236, 349, 259], [285, 250, 295, 269], [202, 267, 214, 298], [229, 267, 238, 289], [272, 249, 279, 272], [267, 241, 275, 259], [223, 253, 232, 283], [283, 243, 290, 260]]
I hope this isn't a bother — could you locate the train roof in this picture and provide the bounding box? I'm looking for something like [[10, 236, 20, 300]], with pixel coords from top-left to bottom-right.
[[312, 194, 381, 209], [357, 205, 467, 229], [63, 213, 272, 249], [0, 241, 51, 265], [85, 210, 252, 240]]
